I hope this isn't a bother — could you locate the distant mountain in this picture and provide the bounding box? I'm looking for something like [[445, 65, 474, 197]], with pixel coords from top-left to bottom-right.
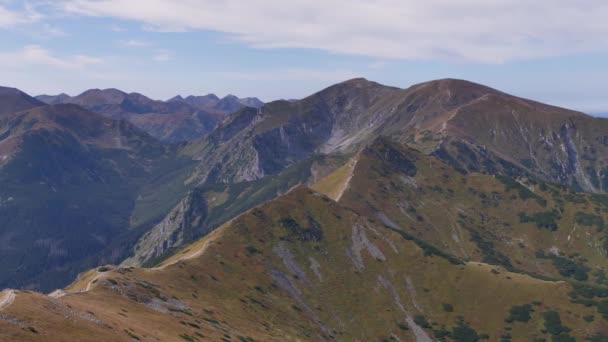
[[169, 93, 264, 112], [0, 102, 194, 291], [182, 78, 608, 193], [168, 93, 220, 109], [238, 96, 264, 108], [35, 93, 71, 105], [65, 88, 194, 118], [41, 89, 264, 143], [0, 86, 45, 116], [41, 88, 220, 143]]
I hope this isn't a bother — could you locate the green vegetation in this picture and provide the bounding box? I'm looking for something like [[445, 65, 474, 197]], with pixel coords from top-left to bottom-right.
[[179, 333, 195, 342], [245, 245, 262, 255], [385, 225, 464, 265], [519, 210, 560, 231], [505, 304, 533, 323], [237, 336, 256, 342], [575, 211, 605, 231], [587, 333, 608, 342], [124, 330, 141, 341], [583, 314, 595, 322], [552, 256, 590, 281], [414, 315, 431, 329], [542, 310, 574, 341], [450, 320, 479, 342], [496, 175, 546, 206], [466, 228, 512, 269], [596, 300, 608, 319]]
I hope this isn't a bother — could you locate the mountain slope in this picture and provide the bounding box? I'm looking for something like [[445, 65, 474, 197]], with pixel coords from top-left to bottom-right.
[[182, 78, 608, 193], [183, 78, 400, 185], [122, 154, 346, 267], [2, 184, 607, 341], [314, 138, 608, 284], [35, 93, 71, 105], [0, 86, 45, 116], [0, 103, 194, 291], [170, 93, 264, 112]]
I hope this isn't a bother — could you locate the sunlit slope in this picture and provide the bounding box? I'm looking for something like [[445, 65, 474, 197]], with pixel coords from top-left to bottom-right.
[[315, 138, 608, 284], [2, 186, 606, 341]]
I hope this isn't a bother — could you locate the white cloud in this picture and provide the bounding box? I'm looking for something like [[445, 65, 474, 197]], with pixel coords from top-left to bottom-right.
[[0, 45, 102, 69], [59, 0, 608, 63], [0, 4, 41, 27]]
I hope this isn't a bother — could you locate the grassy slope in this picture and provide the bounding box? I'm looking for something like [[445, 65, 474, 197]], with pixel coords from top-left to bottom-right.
[[2, 186, 607, 341], [321, 138, 608, 285], [124, 153, 349, 268]]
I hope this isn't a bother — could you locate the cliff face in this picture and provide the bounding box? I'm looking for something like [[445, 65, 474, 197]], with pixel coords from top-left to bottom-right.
[[122, 189, 208, 267]]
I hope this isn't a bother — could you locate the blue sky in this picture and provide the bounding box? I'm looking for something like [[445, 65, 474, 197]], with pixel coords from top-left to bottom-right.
[[0, 1, 607, 114]]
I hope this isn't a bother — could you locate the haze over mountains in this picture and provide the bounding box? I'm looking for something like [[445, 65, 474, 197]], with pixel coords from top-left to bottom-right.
[[2, 78, 608, 340]]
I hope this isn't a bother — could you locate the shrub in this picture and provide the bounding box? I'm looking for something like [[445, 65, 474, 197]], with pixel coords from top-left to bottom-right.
[[552, 256, 589, 281], [597, 300, 608, 318], [587, 332, 608, 342], [179, 334, 195, 342], [519, 211, 560, 231], [414, 315, 431, 329], [543, 310, 569, 336], [451, 320, 479, 342], [506, 304, 533, 322], [575, 212, 605, 231], [443, 303, 454, 312], [245, 245, 261, 254]]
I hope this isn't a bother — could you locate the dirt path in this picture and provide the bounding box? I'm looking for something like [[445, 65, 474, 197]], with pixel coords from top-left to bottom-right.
[[0, 289, 15, 310], [335, 157, 358, 201]]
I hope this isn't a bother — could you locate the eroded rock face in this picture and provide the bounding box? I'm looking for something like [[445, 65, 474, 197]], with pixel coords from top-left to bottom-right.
[[122, 189, 208, 267]]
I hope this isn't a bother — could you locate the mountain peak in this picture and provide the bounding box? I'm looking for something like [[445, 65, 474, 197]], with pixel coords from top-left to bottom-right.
[[167, 95, 184, 102], [35, 93, 72, 105], [409, 78, 502, 96], [0, 85, 45, 116], [0, 86, 24, 95], [222, 94, 239, 100]]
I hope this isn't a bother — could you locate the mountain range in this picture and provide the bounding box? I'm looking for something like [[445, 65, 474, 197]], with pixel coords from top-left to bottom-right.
[[36, 90, 263, 143], [2, 78, 608, 340]]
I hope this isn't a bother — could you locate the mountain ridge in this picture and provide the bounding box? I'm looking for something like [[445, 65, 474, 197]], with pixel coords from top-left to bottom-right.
[[35, 89, 264, 142], [180, 77, 607, 194]]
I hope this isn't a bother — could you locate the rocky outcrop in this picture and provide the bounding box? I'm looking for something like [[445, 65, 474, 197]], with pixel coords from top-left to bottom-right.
[[122, 189, 208, 267]]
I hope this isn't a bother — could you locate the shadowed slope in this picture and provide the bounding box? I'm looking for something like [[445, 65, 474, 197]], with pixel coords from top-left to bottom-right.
[[0, 86, 45, 117], [0, 104, 194, 291]]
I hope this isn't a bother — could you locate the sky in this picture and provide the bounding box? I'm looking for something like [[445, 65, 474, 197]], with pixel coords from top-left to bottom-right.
[[0, 0, 607, 114]]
